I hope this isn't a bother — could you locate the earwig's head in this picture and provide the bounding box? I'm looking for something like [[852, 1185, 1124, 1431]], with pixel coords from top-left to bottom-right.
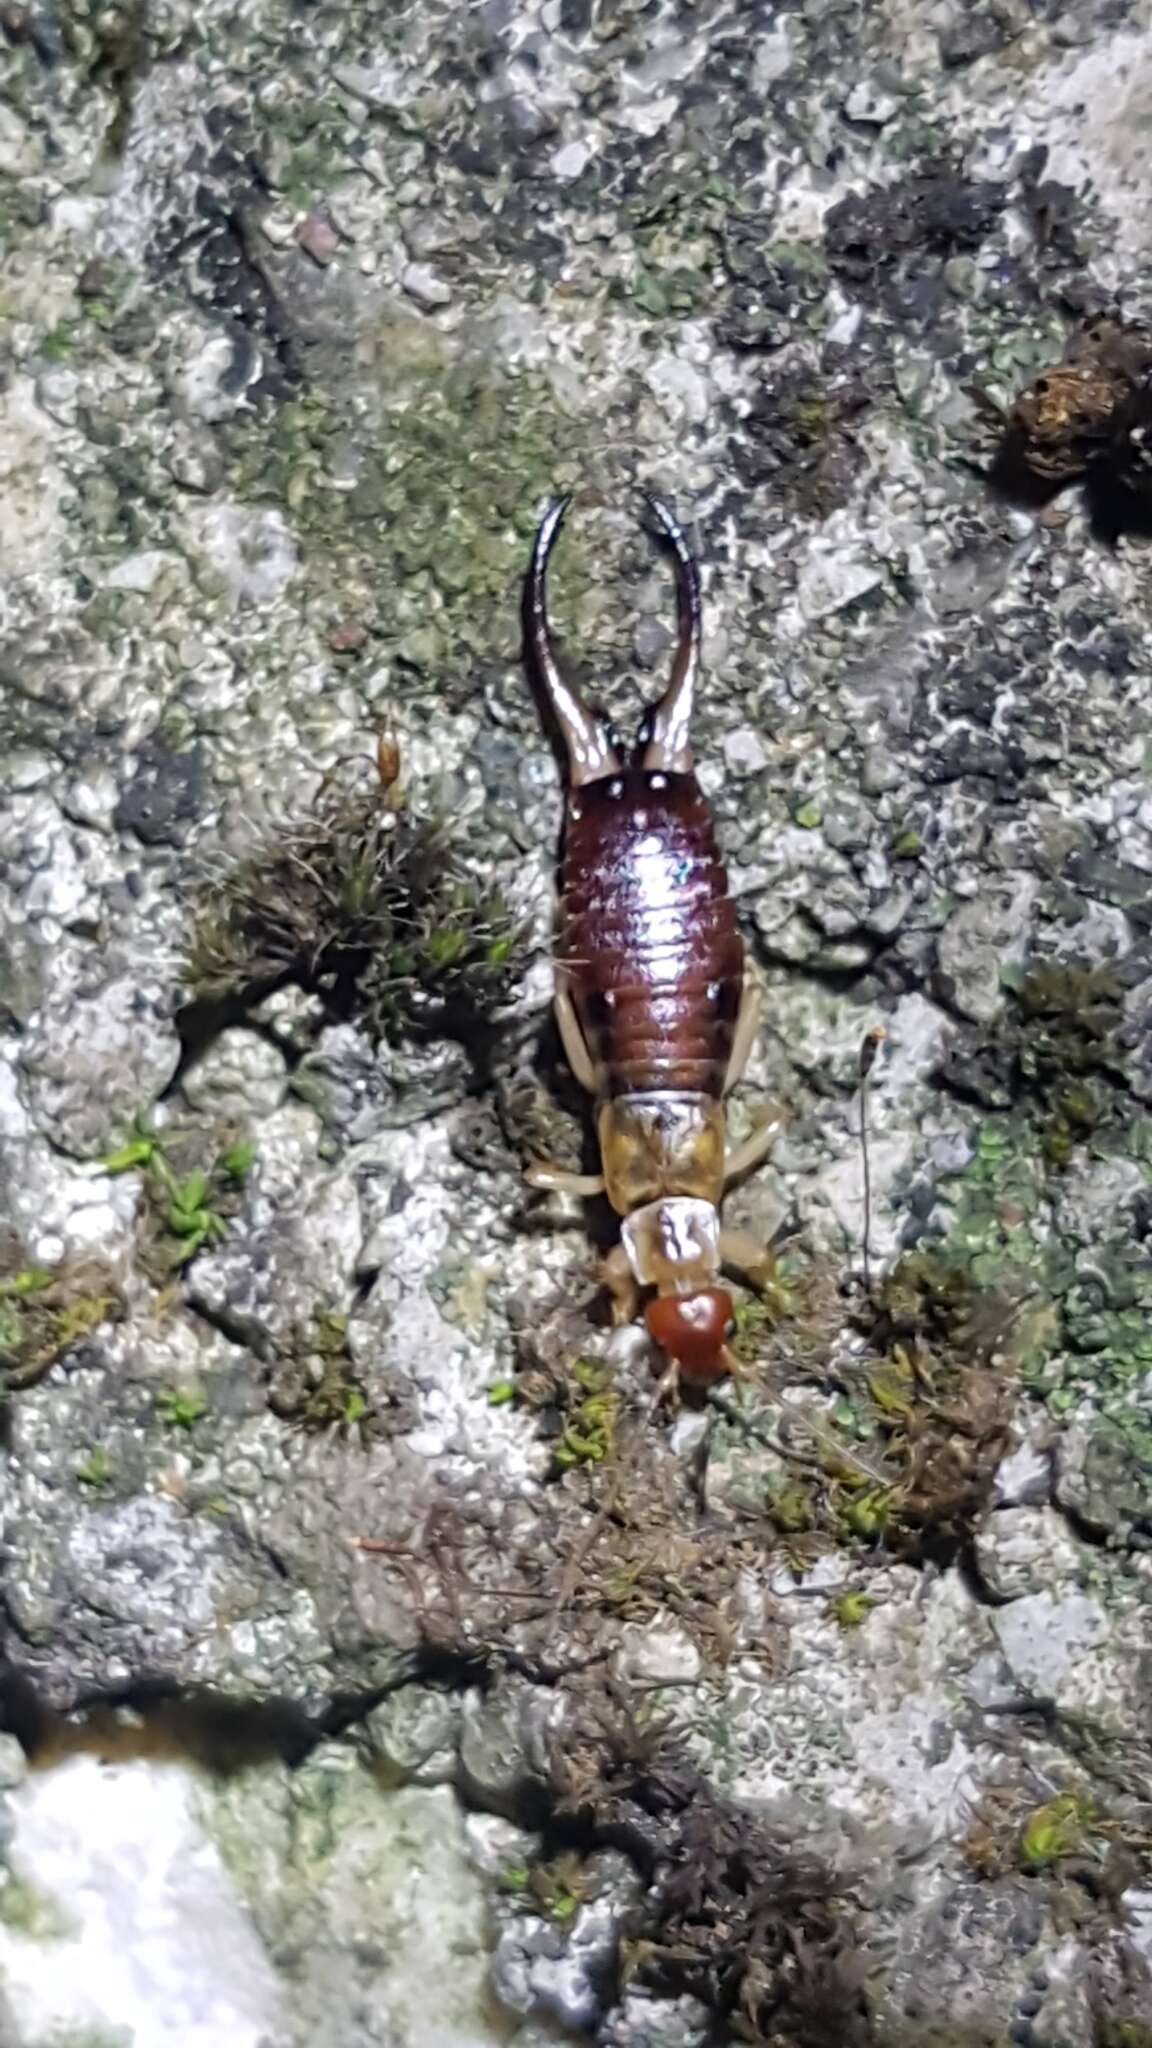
[[644, 1287, 735, 1385]]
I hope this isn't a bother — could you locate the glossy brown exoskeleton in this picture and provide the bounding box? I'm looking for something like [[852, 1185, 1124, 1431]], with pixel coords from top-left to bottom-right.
[[522, 495, 781, 1393]]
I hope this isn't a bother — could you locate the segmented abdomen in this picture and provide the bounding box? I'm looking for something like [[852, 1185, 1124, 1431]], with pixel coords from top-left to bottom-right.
[[558, 769, 744, 1097]]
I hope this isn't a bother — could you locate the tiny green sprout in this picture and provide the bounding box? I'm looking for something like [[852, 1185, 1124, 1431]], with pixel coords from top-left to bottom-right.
[[890, 828, 922, 859], [488, 1380, 516, 1406], [766, 1483, 813, 1533], [1019, 1793, 1094, 1870], [793, 800, 823, 830], [216, 1139, 256, 1181], [101, 1117, 161, 1175], [342, 1387, 367, 1426], [156, 1388, 207, 1430], [0, 1269, 53, 1299], [839, 1486, 892, 1541], [76, 1447, 114, 1489], [498, 1866, 530, 1894], [832, 1591, 873, 1629], [550, 1889, 580, 1924], [163, 1171, 228, 1264]]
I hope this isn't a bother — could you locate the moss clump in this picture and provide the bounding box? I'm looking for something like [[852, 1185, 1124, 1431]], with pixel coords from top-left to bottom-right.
[[551, 1359, 618, 1473], [715, 1249, 1011, 1568], [552, 1704, 867, 2047], [0, 1255, 124, 1391], [267, 1308, 383, 1438], [186, 784, 523, 1046], [1018, 1792, 1096, 1870]]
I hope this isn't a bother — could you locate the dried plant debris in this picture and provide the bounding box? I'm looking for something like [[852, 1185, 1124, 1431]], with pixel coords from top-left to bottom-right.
[[991, 312, 1152, 522], [0, 1249, 125, 1391], [553, 1701, 870, 2048], [935, 962, 1133, 1167], [186, 781, 524, 1046]]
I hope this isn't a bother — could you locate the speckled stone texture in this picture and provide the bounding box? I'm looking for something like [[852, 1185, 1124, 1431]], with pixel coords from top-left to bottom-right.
[[2, 0, 1152, 2043]]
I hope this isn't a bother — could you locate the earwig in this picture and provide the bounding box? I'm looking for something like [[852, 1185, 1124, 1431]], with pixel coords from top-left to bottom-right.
[[522, 494, 782, 1395]]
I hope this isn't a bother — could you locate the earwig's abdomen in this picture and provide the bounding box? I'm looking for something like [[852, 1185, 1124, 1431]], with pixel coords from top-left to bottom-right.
[[559, 769, 744, 1097]]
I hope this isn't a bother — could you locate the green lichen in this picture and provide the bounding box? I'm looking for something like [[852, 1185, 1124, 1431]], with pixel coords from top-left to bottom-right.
[[221, 351, 593, 677]]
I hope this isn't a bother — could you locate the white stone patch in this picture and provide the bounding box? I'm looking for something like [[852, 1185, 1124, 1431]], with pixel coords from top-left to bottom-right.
[[181, 503, 299, 609], [0, 1756, 291, 2048], [1028, 28, 1152, 260], [992, 1589, 1112, 1702], [0, 379, 71, 581]]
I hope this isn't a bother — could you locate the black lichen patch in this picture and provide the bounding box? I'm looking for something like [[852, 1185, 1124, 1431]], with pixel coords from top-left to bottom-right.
[[0, 1251, 125, 1392], [733, 368, 872, 517], [115, 735, 206, 848], [715, 231, 830, 354], [824, 161, 1005, 317], [935, 963, 1131, 1168], [185, 782, 524, 1049]]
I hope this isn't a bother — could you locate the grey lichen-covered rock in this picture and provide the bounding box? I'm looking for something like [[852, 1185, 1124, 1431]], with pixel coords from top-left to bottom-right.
[[3, 0, 1152, 2040]]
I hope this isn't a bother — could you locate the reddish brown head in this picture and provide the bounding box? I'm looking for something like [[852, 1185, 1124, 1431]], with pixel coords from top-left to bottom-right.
[[644, 1288, 735, 1384]]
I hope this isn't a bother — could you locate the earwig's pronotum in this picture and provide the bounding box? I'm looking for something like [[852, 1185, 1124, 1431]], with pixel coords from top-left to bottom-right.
[[522, 493, 782, 1395]]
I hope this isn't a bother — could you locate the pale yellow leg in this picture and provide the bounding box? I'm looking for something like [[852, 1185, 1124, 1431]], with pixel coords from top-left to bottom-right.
[[720, 1225, 777, 1295], [724, 978, 763, 1093], [525, 1161, 606, 1197], [555, 984, 599, 1095], [602, 1243, 639, 1325], [724, 1104, 786, 1186]]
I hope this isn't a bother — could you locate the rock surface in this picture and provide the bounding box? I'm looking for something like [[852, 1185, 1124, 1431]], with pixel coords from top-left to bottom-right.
[[2, 0, 1152, 2042]]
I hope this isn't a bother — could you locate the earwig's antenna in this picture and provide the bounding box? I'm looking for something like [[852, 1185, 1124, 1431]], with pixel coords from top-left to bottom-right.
[[858, 1026, 885, 1295]]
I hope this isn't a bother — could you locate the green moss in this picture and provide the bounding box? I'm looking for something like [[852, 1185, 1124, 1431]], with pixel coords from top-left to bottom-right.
[[156, 1388, 208, 1430], [75, 1447, 115, 1490], [553, 1359, 618, 1472], [1018, 1792, 1095, 1870], [0, 1251, 124, 1392], [266, 1307, 380, 1436], [187, 782, 524, 1045]]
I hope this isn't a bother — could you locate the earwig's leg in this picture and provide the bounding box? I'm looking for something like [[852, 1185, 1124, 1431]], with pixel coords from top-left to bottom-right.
[[602, 1243, 639, 1325], [525, 1162, 606, 1197], [720, 1226, 777, 1295], [524, 497, 622, 788], [724, 979, 763, 1094], [639, 496, 701, 776], [554, 982, 599, 1095], [724, 1105, 786, 1187], [645, 1359, 680, 1419]]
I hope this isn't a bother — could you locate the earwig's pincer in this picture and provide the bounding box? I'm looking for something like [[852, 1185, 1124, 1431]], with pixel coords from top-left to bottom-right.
[[523, 493, 780, 1392]]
